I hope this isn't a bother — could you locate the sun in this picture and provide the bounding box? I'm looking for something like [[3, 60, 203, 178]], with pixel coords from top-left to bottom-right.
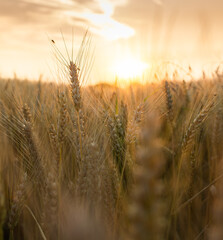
[[113, 58, 149, 80]]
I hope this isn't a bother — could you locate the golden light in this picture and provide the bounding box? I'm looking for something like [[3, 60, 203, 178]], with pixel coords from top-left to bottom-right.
[[113, 58, 149, 79]]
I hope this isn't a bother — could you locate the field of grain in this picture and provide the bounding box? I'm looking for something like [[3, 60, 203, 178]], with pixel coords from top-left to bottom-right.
[[2, 0, 223, 238], [0, 63, 223, 240]]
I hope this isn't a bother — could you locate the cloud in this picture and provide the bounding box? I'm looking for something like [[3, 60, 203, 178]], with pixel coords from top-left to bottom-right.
[[78, 0, 135, 40], [0, 0, 56, 19], [67, 0, 135, 40], [0, 0, 134, 41]]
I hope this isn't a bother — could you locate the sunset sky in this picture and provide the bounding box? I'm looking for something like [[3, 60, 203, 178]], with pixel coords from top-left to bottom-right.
[[1, 0, 223, 84]]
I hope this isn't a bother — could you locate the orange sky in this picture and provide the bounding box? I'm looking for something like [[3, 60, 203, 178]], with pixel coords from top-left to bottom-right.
[[1, 0, 223, 84]]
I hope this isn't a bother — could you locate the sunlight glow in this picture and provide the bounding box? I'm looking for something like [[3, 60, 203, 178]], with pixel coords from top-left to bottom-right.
[[97, 0, 114, 17], [83, 13, 135, 40], [113, 58, 149, 79], [64, 0, 135, 41]]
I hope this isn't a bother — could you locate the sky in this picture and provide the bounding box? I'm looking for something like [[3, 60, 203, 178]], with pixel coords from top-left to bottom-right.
[[1, 0, 223, 84]]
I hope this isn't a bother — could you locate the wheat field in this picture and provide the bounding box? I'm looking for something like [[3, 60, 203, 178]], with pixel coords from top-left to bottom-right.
[[0, 39, 223, 240]]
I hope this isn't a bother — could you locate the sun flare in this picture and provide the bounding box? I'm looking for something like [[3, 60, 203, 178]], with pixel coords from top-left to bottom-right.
[[113, 58, 149, 79]]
